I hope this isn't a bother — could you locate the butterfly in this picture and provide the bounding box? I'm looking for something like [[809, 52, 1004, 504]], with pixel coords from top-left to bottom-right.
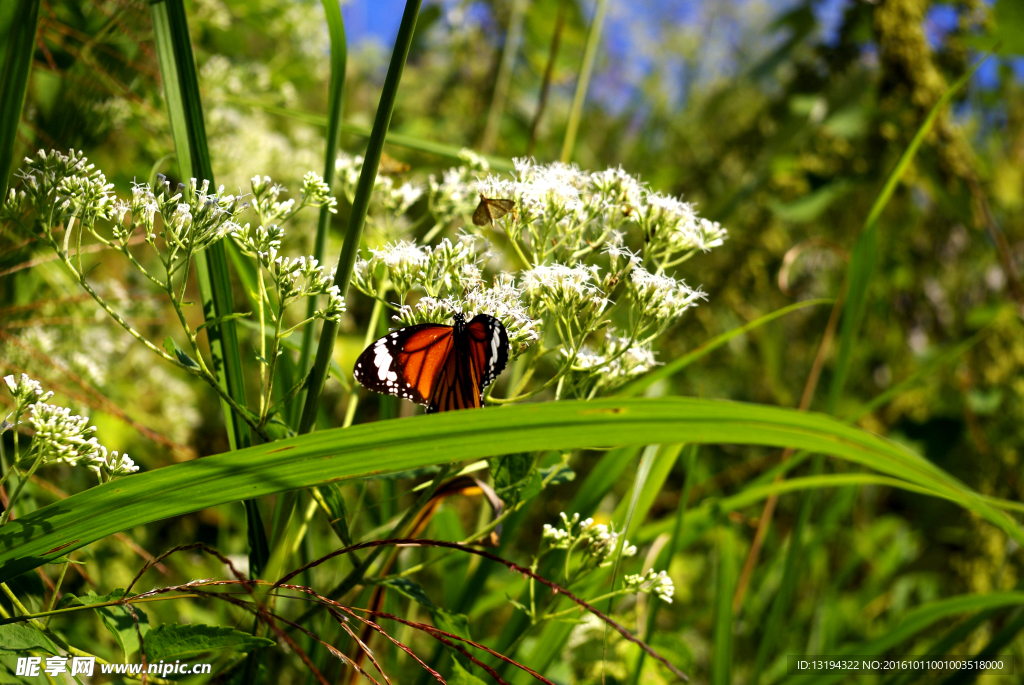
[[472, 195, 516, 226], [353, 312, 510, 413]]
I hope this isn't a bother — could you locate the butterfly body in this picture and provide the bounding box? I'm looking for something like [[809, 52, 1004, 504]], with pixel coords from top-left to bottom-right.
[[353, 313, 509, 413]]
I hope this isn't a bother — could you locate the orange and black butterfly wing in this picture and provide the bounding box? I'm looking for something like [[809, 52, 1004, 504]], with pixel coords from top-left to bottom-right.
[[353, 323, 454, 406], [464, 314, 509, 395], [426, 336, 481, 413]]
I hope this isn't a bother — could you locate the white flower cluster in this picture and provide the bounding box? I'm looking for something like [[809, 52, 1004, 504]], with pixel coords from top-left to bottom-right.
[[541, 511, 636, 566], [624, 569, 675, 604], [354, 236, 482, 301], [235, 221, 344, 323], [1, 150, 110, 228], [3, 374, 137, 481], [3, 373, 53, 415], [628, 268, 706, 339], [250, 171, 336, 226], [392, 278, 539, 355]]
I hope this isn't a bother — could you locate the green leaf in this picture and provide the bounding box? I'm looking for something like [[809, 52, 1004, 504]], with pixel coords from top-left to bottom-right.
[[537, 462, 575, 486], [0, 0, 40, 201], [315, 483, 354, 545], [449, 657, 488, 685], [58, 591, 150, 659], [196, 311, 251, 332], [489, 453, 538, 506], [163, 336, 201, 371], [143, 623, 275, 663], [0, 624, 59, 655], [1, 397, 1021, 583], [712, 527, 737, 685]]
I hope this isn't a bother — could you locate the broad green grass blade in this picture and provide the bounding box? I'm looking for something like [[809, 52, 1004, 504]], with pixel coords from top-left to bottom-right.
[[0, 0, 40, 201], [778, 593, 1024, 685], [226, 99, 514, 171], [150, 0, 267, 576], [294, 0, 347, 427], [619, 299, 831, 397], [712, 527, 738, 685], [2, 397, 1021, 582], [299, 0, 423, 434]]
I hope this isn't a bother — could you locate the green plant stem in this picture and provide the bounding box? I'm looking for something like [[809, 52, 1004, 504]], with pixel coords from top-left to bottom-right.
[[559, 0, 609, 162], [0, 0, 40, 201], [294, 0, 347, 427], [299, 0, 423, 435]]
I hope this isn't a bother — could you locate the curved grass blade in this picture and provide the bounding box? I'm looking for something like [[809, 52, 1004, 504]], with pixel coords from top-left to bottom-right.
[[1, 397, 1021, 584], [298, 0, 423, 434], [0, 0, 40, 200]]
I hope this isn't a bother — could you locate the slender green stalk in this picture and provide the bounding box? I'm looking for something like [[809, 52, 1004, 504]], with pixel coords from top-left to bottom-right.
[[0, 0, 40, 201], [150, 0, 268, 578], [480, 0, 529, 152], [298, 0, 423, 434], [629, 444, 699, 684], [712, 526, 737, 685], [559, 0, 609, 162], [293, 0, 347, 428]]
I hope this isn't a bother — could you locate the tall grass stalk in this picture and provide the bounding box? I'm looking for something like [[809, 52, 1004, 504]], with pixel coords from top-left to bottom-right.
[[293, 0, 347, 427], [298, 0, 423, 434], [0, 0, 40, 201], [560, 0, 609, 162], [150, 0, 268, 576]]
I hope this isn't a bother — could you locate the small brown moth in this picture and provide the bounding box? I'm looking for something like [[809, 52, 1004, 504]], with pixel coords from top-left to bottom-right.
[[472, 194, 516, 226]]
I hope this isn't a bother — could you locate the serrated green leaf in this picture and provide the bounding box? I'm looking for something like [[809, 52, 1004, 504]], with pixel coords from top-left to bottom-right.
[[143, 623, 275, 663]]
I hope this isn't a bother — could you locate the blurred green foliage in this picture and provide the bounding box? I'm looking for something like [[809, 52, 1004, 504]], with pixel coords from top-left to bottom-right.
[[2, 0, 1024, 682]]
